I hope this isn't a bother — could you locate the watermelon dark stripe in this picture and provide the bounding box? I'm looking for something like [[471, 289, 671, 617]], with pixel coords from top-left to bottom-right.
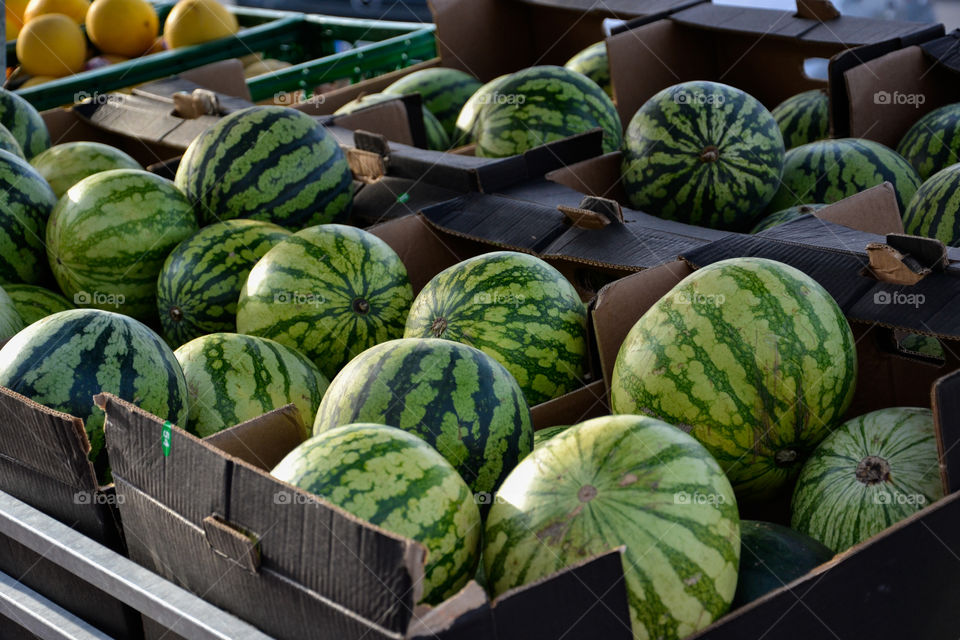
[[0, 88, 50, 159], [0, 124, 24, 159], [532, 424, 569, 448], [313, 338, 533, 498], [383, 68, 483, 141], [4, 284, 73, 324], [0, 285, 24, 340], [0, 149, 58, 285], [611, 257, 857, 503], [564, 42, 612, 98], [175, 106, 352, 229], [897, 103, 960, 181], [770, 89, 829, 150], [903, 162, 960, 245], [484, 415, 740, 638]]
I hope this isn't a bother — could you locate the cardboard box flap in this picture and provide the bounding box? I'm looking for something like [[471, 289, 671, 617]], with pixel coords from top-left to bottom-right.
[[137, 58, 253, 102], [933, 371, 960, 493], [514, 0, 694, 16], [132, 78, 252, 114], [334, 95, 426, 149], [920, 28, 960, 75], [352, 177, 464, 227], [203, 404, 307, 472]]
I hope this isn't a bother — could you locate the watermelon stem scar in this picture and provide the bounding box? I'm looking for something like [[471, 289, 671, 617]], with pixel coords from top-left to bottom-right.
[[168, 306, 183, 323], [855, 455, 891, 485], [699, 145, 720, 163], [430, 317, 448, 337], [352, 298, 370, 315], [774, 449, 798, 467]]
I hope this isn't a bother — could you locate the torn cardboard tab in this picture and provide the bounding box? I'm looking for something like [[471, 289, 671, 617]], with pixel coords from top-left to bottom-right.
[[202, 515, 262, 573], [559, 196, 624, 229], [348, 148, 388, 183], [866, 235, 946, 285]]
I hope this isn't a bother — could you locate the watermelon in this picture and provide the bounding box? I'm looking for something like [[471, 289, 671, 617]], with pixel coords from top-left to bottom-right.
[[791, 407, 943, 553], [0, 87, 50, 159], [453, 74, 509, 147], [564, 42, 611, 97], [0, 308, 189, 477], [0, 149, 58, 285], [271, 423, 481, 604], [483, 414, 740, 638], [622, 81, 784, 231], [898, 332, 944, 359], [334, 93, 450, 151], [157, 220, 291, 347], [383, 68, 483, 141], [236, 224, 413, 380], [610, 257, 857, 503], [313, 338, 533, 498], [0, 285, 25, 341], [903, 162, 960, 245], [732, 520, 833, 608], [532, 424, 569, 449], [175, 106, 352, 228], [4, 284, 74, 324], [174, 333, 328, 437], [770, 89, 830, 150], [766, 138, 921, 214], [46, 169, 198, 321], [0, 124, 24, 159], [30, 141, 141, 198], [404, 251, 588, 406], [471, 65, 622, 158], [751, 203, 826, 233], [897, 102, 960, 181]]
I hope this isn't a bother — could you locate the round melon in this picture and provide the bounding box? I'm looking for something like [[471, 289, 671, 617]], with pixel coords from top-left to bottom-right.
[[483, 414, 740, 638], [622, 81, 785, 231], [0, 123, 25, 159], [0, 285, 25, 341], [29, 141, 141, 199], [0, 149, 57, 285], [404, 251, 587, 406], [157, 219, 291, 347], [0, 87, 50, 159], [610, 257, 857, 503], [453, 73, 509, 147], [4, 284, 73, 324], [751, 203, 826, 233], [791, 407, 943, 553], [236, 224, 413, 380], [175, 106, 352, 228], [313, 338, 533, 498], [271, 423, 481, 604], [335, 93, 450, 151], [383, 68, 482, 141], [770, 89, 830, 150], [897, 103, 960, 181], [472, 65, 622, 157], [46, 169, 198, 321], [532, 424, 569, 449], [0, 308, 189, 478], [564, 41, 611, 97], [766, 138, 921, 214], [903, 162, 960, 245], [174, 333, 328, 437]]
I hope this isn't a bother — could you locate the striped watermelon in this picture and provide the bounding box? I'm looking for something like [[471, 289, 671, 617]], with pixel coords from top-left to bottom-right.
[[903, 162, 960, 245], [533, 424, 569, 449], [791, 407, 943, 553], [0, 309, 189, 477], [0, 123, 24, 159], [483, 414, 740, 638], [30, 141, 141, 198], [0, 285, 25, 341], [0, 87, 50, 159], [404, 251, 587, 406], [623, 81, 784, 231], [174, 333, 328, 437], [610, 257, 857, 503], [335, 93, 450, 151], [175, 106, 352, 228], [313, 338, 533, 498], [4, 284, 73, 324], [236, 224, 413, 380], [564, 42, 612, 98], [453, 74, 509, 147], [46, 169, 198, 321], [897, 103, 960, 181], [770, 89, 830, 150], [899, 332, 944, 359], [751, 203, 826, 233], [766, 139, 921, 214], [383, 68, 483, 141], [271, 423, 481, 604], [0, 149, 57, 285], [472, 65, 622, 158], [157, 220, 291, 347]]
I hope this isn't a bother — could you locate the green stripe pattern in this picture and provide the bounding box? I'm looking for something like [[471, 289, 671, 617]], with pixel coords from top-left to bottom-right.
[[610, 257, 857, 503], [483, 415, 740, 639], [0, 88, 50, 159], [897, 103, 960, 181], [157, 219, 292, 348], [903, 163, 960, 245], [404, 251, 587, 406], [533, 424, 569, 449], [271, 423, 481, 604], [766, 138, 921, 213], [335, 93, 450, 151], [622, 81, 785, 231], [175, 106, 352, 228], [4, 284, 73, 325], [751, 203, 825, 233], [564, 41, 612, 98], [791, 407, 943, 553], [0, 124, 24, 159], [174, 332, 328, 437], [770, 89, 830, 150], [472, 65, 623, 158], [46, 169, 198, 321], [30, 141, 141, 198], [0, 285, 25, 340], [236, 224, 413, 380], [0, 149, 57, 285], [0, 308, 189, 477], [313, 338, 533, 498], [453, 74, 509, 147], [383, 68, 483, 141]]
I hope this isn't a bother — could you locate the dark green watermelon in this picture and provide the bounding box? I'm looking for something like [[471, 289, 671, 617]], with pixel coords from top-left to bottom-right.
[[383, 68, 482, 142], [903, 163, 960, 245], [770, 89, 829, 150], [897, 103, 960, 181]]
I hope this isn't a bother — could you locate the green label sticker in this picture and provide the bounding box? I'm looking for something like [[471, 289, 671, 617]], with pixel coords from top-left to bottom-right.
[[397, 192, 410, 204], [161, 421, 172, 457]]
